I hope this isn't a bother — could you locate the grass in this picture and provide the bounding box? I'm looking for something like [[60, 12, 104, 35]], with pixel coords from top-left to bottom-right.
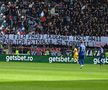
[[0, 62, 108, 90]]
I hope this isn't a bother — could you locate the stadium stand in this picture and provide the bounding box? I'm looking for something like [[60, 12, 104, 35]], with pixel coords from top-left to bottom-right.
[[0, 0, 107, 55], [0, 0, 107, 36]]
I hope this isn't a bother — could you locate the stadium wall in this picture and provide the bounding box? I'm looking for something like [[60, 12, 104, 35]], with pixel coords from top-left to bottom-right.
[[0, 54, 108, 64]]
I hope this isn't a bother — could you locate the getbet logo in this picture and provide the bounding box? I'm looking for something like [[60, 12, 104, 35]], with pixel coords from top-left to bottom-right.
[[93, 58, 108, 64], [49, 56, 74, 63], [6, 55, 33, 62]]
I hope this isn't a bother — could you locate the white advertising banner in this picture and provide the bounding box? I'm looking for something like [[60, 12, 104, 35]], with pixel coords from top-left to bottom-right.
[[0, 34, 108, 47]]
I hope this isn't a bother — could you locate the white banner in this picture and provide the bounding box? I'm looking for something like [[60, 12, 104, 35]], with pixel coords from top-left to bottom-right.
[[0, 34, 108, 47]]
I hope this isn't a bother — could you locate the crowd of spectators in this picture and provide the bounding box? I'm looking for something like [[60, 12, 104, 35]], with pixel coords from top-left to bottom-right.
[[0, 0, 107, 36], [2, 44, 107, 56], [9, 46, 107, 57]]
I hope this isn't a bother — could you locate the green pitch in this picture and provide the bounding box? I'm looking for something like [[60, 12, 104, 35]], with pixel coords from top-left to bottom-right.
[[0, 62, 108, 90]]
